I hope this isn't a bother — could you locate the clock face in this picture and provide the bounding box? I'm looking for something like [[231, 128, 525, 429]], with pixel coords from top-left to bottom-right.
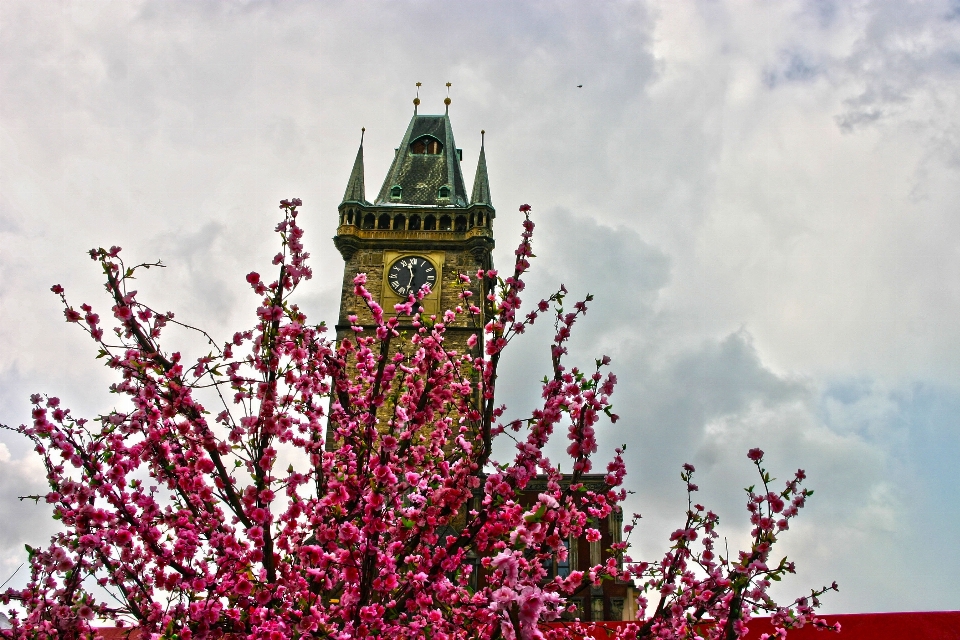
[[387, 256, 437, 297]]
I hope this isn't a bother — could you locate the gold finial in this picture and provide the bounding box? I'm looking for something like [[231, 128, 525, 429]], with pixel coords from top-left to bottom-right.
[[413, 82, 421, 114], [444, 82, 452, 112]]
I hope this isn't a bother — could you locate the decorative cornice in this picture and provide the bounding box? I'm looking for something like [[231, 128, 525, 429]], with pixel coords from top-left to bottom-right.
[[336, 324, 483, 334], [333, 225, 495, 256], [332, 234, 361, 261], [522, 474, 613, 494], [466, 236, 494, 262], [338, 201, 495, 216]]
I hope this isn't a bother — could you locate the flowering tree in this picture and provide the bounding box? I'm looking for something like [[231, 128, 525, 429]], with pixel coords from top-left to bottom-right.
[[1, 200, 836, 639]]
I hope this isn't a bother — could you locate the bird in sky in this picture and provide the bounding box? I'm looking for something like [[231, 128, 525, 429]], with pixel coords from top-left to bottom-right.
[[577, 84, 583, 88]]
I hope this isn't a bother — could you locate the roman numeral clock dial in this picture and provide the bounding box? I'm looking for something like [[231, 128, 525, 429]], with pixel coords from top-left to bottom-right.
[[387, 256, 437, 297]]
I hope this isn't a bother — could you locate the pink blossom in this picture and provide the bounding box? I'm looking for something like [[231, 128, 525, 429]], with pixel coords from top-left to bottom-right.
[[4, 197, 833, 640]]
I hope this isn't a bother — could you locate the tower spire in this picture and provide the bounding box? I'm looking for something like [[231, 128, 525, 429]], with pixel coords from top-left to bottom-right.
[[342, 128, 367, 204], [471, 130, 492, 206]]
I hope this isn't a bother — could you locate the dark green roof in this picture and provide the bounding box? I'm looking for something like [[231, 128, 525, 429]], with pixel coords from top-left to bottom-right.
[[375, 114, 468, 207]]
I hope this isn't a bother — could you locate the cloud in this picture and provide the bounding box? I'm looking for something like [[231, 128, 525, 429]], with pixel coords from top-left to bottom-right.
[[762, 50, 824, 88], [2, 0, 960, 613], [495, 203, 957, 611], [0, 443, 59, 589], [830, 1, 960, 133]]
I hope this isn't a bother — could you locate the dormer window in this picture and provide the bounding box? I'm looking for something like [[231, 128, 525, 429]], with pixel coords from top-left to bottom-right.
[[410, 136, 442, 155], [390, 185, 402, 201], [438, 185, 451, 199]]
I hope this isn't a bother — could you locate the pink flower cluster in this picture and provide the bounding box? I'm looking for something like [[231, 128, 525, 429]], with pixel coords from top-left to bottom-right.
[[608, 452, 839, 640], [1, 202, 834, 640]]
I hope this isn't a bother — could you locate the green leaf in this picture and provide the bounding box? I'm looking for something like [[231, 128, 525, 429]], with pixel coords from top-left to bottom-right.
[[524, 503, 547, 523]]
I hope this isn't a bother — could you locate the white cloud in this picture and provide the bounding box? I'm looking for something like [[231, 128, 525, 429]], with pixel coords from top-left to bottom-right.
[[0, 443, 58, 589], [1, 0, 959, 612]]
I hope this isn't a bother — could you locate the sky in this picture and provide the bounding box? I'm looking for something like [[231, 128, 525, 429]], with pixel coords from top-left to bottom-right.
[[1, 0, 959, 615]]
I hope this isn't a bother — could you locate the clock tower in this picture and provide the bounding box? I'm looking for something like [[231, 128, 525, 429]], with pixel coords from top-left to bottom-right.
[[332, 98, 494, 352], [328, 98, 636, 622]]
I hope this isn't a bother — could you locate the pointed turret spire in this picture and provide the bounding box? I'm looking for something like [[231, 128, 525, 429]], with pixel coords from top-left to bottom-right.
[[471, 130, 492, 206], [342, 128, 367, 204]]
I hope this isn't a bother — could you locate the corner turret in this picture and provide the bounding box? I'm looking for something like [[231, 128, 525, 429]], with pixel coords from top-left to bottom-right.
[[470, 130, 492, 207], [342, 129, 368, 205]]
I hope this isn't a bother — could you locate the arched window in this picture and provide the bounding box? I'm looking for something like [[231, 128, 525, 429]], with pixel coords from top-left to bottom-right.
[[410, 136, 442, 155], [378, 214, 391, 230], [409, 215, 421, 230], [390, 185, 402, 201], [346, 210, 354, 225], [424, 215, 436, 231], [438, 185, 451, 199], [469, 213, 475, 228], [439, 215, 451, 231], [477, 212, 485, 227], [363, 213, 375, 229], [454, 215, 467, 232], [393, 214, 406, 230]]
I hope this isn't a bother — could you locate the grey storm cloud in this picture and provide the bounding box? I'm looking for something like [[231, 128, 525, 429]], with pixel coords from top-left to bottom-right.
[[2, 0, 960, 613]]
